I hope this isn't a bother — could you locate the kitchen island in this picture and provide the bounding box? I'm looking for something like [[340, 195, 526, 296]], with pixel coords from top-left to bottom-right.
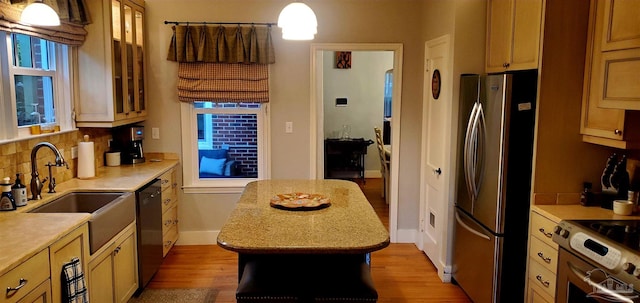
[[218, 179, 389, 302]]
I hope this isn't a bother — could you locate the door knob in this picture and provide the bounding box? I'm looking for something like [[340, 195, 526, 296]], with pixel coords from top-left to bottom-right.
[[434, 168, 442, 175]]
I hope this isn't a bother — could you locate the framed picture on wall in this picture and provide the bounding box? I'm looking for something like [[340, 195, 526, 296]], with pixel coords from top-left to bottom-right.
[[335, 51, 352, 69]]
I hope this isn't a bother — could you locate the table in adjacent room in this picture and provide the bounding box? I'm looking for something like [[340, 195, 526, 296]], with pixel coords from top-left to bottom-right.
[[217, 179, 389, 302]]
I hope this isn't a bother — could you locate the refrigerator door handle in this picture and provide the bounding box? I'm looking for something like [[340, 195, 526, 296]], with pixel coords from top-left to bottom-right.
[[474, 103, 486, 197], [468, 102, 483, 205], [455, 210, 490, 241], [463, 102, 478, 204]]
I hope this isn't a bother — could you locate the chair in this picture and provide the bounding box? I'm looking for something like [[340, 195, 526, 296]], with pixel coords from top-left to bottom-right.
[[374, 127, 390, 204]]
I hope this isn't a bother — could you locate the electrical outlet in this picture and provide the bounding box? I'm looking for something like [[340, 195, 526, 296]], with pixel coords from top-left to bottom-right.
[[71, 146, 78, 159]]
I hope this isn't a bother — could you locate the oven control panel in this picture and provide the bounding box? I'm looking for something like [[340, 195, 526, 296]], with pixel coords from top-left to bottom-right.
[[569, 232, 621, 269]]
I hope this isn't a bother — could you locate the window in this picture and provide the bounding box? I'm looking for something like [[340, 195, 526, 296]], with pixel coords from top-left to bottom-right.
[[0, 32, 73, 141], [181, 101, 270, 193]]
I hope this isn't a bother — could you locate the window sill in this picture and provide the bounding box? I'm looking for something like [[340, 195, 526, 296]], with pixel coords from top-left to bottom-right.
[[0, 129, 77, 145], [182, 178, 255, 194]]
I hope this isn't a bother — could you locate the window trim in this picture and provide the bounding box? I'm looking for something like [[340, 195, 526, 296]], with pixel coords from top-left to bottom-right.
[[0, 32, 74, 142], [180, 102, 271, 194]]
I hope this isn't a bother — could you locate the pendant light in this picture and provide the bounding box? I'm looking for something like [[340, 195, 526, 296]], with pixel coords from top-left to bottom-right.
[[20, 0, 60, 26], [277, 2, 317, 40]]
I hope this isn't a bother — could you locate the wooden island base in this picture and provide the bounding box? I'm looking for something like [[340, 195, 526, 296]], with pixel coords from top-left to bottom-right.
[[236, 253, 378, 303]]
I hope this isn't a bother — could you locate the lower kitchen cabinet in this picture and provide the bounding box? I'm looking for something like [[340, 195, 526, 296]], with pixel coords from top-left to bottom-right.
[[88, 222, 138, 303], [160, 168, 179, 257], [49, 224, 90, 303], [526, 210, 559, 303], [17, 280, 52, 303]]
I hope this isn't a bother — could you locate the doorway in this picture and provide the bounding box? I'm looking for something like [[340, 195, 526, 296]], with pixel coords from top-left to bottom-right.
[[310, 43, 403, 242]]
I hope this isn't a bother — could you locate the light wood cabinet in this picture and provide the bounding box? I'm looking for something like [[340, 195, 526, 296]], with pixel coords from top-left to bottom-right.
[[88, 222, 138, 303], [525, 211, 558, 303], [485, 0, 544, 72], [76, 0, 147, 128], [580, 0, 640, 149], [49, 224, 90, 303], [1, 249, 50, 303], [160, 168, 179, 257], [16, 280, 51, 303]]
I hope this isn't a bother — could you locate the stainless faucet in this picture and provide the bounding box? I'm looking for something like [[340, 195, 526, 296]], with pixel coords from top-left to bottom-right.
[[30, 142, 68, 200]]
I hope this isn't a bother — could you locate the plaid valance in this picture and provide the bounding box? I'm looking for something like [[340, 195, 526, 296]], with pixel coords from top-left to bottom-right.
[[178, 63, 269, 103], [167, 24, 275, 64], [2, 0, 90, 46]]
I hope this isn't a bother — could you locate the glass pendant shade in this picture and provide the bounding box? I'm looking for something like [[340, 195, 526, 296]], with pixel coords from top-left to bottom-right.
[[21, 1, 61, 26], [277, 2, 317, 40]]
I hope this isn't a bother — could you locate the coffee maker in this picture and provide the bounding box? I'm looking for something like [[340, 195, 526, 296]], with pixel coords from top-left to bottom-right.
[[113, 126, 145, 164]]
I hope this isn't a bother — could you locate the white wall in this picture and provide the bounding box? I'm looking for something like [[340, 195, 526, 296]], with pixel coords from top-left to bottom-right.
[[322, 51, 393, 174], [141, 0, 486, 244]]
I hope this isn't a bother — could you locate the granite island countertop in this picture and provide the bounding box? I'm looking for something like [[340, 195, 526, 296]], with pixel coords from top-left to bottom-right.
[[217, 179, 390, 254], [0, 158, 178, 276]]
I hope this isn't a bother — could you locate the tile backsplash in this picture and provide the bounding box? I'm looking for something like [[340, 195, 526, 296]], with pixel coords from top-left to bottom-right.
[[0, 129, 112, 197]]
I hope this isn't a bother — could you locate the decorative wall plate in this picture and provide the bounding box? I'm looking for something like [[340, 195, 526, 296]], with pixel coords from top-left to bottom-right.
[[270, 192, 331, 211]]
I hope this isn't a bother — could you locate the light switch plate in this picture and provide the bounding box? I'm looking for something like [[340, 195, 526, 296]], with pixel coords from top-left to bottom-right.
[[285, 122, 293, 133], [71, 146, 78, 159], [152, 127, 160, 139]]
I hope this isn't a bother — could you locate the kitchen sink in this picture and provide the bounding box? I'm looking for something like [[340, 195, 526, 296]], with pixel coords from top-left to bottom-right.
[[29, 192, 135, 254]]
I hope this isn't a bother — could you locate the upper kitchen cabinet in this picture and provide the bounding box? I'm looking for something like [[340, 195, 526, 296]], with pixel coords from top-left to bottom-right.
[[587, 0, 640, 111], [485, 0, 543, 73], [76, 0, 147, 128], [581, 0, 640, 149]]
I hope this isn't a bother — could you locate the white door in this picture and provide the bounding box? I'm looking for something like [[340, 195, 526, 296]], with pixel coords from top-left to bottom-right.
[[419, 35, 453, 282]]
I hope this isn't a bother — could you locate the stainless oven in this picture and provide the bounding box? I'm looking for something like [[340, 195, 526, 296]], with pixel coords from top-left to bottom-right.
[[557, 248, 640, 302], [554, 220, 640, 303]]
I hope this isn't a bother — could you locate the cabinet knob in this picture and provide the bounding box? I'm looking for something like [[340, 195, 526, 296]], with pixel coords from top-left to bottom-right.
[[614, 129, 622, 135], [503, 62, 510, 68]]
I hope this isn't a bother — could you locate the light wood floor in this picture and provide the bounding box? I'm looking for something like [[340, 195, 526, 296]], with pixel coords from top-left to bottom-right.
[[148, 178, 471, 303]]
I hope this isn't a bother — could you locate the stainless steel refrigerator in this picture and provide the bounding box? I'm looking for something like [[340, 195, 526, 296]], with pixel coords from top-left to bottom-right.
[[452, 70, 537, 303]]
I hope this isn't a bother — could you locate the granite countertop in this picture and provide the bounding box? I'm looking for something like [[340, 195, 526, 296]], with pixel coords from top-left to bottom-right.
[[0, 158, 178, 276], [217, 179, 390, 254], [2, 159, 178, 214], [0, 213, 90, 276], [532, 204, 640, 223]]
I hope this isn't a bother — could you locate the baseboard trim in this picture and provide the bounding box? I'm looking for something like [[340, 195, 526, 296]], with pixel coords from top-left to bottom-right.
[[176, 231, 219, 245], [364, 170, 382, 178], [396, 228, 417, 243]]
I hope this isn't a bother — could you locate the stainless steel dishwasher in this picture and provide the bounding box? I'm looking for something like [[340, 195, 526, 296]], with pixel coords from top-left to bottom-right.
[[135, 179, 163, 293]]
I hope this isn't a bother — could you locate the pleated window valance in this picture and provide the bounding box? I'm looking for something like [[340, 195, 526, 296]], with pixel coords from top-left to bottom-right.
[[1, 0, 90, 46], [167, 25, 275, 64], [168, 24, 274, 104]]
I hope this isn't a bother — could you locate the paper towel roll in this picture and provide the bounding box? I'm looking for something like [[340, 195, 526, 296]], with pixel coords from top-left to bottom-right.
[[77, 135, 95, 179]]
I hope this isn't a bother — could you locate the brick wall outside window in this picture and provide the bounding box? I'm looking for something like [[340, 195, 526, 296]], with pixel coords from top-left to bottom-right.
[[211, 114, 258, 177]]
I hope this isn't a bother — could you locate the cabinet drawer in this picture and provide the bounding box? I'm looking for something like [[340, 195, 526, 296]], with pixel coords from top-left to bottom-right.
[[528, 260, 556, 298], [159, 169, 176, 192], [1, 249, 50, 303], [526, 277, 554, 303], [162, 205, 178, 236], [163, 226, 178, 257], [16, 279, 50, 303], [161, 187, 177, 214], [530, 212, 558, 248], [529, 236, 558, 273]]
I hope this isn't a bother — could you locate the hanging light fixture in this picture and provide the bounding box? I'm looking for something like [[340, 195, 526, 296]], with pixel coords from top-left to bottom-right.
[[20, 0, 60, 26], [277, 2, 317, 40]]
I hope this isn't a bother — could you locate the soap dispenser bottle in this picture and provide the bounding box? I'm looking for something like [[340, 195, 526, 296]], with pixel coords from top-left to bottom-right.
[[0, 177, 16, 211], [11, 173, 27, 207]]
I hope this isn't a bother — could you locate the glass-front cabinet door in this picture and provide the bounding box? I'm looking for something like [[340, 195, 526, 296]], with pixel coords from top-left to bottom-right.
[[111, 0, 145, 121], [76, 0, 147, 127]]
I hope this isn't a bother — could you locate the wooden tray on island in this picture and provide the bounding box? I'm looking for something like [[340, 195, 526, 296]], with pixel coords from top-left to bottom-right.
[[270, 193, 331, 211]]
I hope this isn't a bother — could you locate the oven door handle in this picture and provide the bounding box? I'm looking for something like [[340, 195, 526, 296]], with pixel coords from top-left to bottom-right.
[[567, 261, 636, 303]]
